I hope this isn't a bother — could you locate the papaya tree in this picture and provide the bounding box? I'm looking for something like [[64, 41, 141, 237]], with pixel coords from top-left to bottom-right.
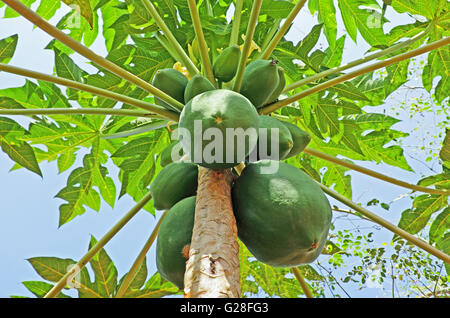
[[0, 0, 449, 299]]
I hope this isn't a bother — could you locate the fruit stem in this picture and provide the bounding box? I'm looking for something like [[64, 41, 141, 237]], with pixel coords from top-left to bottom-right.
[[304, 148, 449, 196], [44, 193, 153, 298], [141, 0, 200, 77], [1, 0, 185, 112], [187, 0, 216, 86], [232, 0, 263, 93], [317, 183, 450, 264], [283, 24, 432, 93], [229, 0, 244, 46], [0, 63, 180, 121], [292, 267, 314, 298], [115, 210, 169, 298], [258, 18, 282, 57], [259, 0, 308, 60], [259, 36, 450, 114]]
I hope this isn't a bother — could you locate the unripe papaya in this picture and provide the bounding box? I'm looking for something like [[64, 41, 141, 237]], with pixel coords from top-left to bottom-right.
[[232, 160, 332, 267], [149, 162, 198, 210], [266, 66, 286, 104], [212, 45, 241, 83], [281, 121, 311, 158], [159, 141, 184, 167], [239, 59, 279, 108], [184, 74, 216, 103], [152, 68, 188, 110], [248, 115, 293, 161], [179, 89, 259, 170], [156, 196, 196, 289]]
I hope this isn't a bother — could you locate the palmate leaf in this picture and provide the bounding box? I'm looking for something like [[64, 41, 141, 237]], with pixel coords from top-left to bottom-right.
[[56, 140, 117, 226], [22, 236, 180, 298], [27, 256, 102, 298]]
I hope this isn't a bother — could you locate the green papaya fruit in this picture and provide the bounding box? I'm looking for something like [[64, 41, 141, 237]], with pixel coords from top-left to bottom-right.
[[280, 121, 311, 158], [184, 74, 216, 103], [248, 115, 293, 161], [239, 59, 279, 108], [152, 68, 188, 110], [212, 45, 241, 83], [266, 66, 286, 104], [156, 196, 196, 289], [232, 160, 332, 267], [159, 141, 184, 167], [149, 162, 198, 210], [179, 89, 259, 170]]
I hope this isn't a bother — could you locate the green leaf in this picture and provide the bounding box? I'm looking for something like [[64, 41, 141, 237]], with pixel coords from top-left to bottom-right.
[[398, 194, 448, 235], [310, 0, 337, 48], [0, 34, 18, 63], [429, 207, 449, 245], [338, 0, 386, 46], [358, 130, 412, 171], [117, 257, 148, 296], [0, 117, 42, 176], [436, 232, 450, 275], [61, 0, 94, 28], [124, 272, 180, 298], [4, 0, 37, 18], [36, 0, 62, 21], [22, 281, 71, 298], [88, 236, 118, 298]]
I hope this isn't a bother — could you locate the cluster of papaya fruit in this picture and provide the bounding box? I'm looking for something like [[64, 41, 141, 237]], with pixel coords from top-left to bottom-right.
[[148, 45, 332, 289]]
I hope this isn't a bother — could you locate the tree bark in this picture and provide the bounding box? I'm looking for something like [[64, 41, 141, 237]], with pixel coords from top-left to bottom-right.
[[184, 167, 241, 298]]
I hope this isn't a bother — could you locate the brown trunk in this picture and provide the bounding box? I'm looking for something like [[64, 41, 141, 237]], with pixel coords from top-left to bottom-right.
[[183, 167, 241, 298]]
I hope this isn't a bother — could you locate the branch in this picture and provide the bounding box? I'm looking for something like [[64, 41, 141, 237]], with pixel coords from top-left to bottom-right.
[[2, 0, 184, 112], [291, 267, 314, 298], [0, 63, 180, 121], [0, 108, 159, 118], [187, 0, 215, 85], [232, 0, 263, 92], [317, 183, 450, 264], [44, 193, 153, 298], [259, 36, 450, 114], [259, 0, 307, 59], [304, 148, 449, 196], [115, 210, 169, 298], [142, 0, 199, 77], [283, 25, 431, 92], [229, 0, 244, 46]]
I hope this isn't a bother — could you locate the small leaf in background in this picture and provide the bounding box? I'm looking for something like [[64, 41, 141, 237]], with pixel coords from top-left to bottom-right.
[[0, 34, 18, 63]]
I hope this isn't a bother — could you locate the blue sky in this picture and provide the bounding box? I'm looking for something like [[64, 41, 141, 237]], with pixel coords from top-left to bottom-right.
[[0, 3, 446, 298]]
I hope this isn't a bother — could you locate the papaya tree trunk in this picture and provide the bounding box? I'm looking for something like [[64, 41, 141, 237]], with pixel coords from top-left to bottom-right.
[[184, 167, 241, 298]]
